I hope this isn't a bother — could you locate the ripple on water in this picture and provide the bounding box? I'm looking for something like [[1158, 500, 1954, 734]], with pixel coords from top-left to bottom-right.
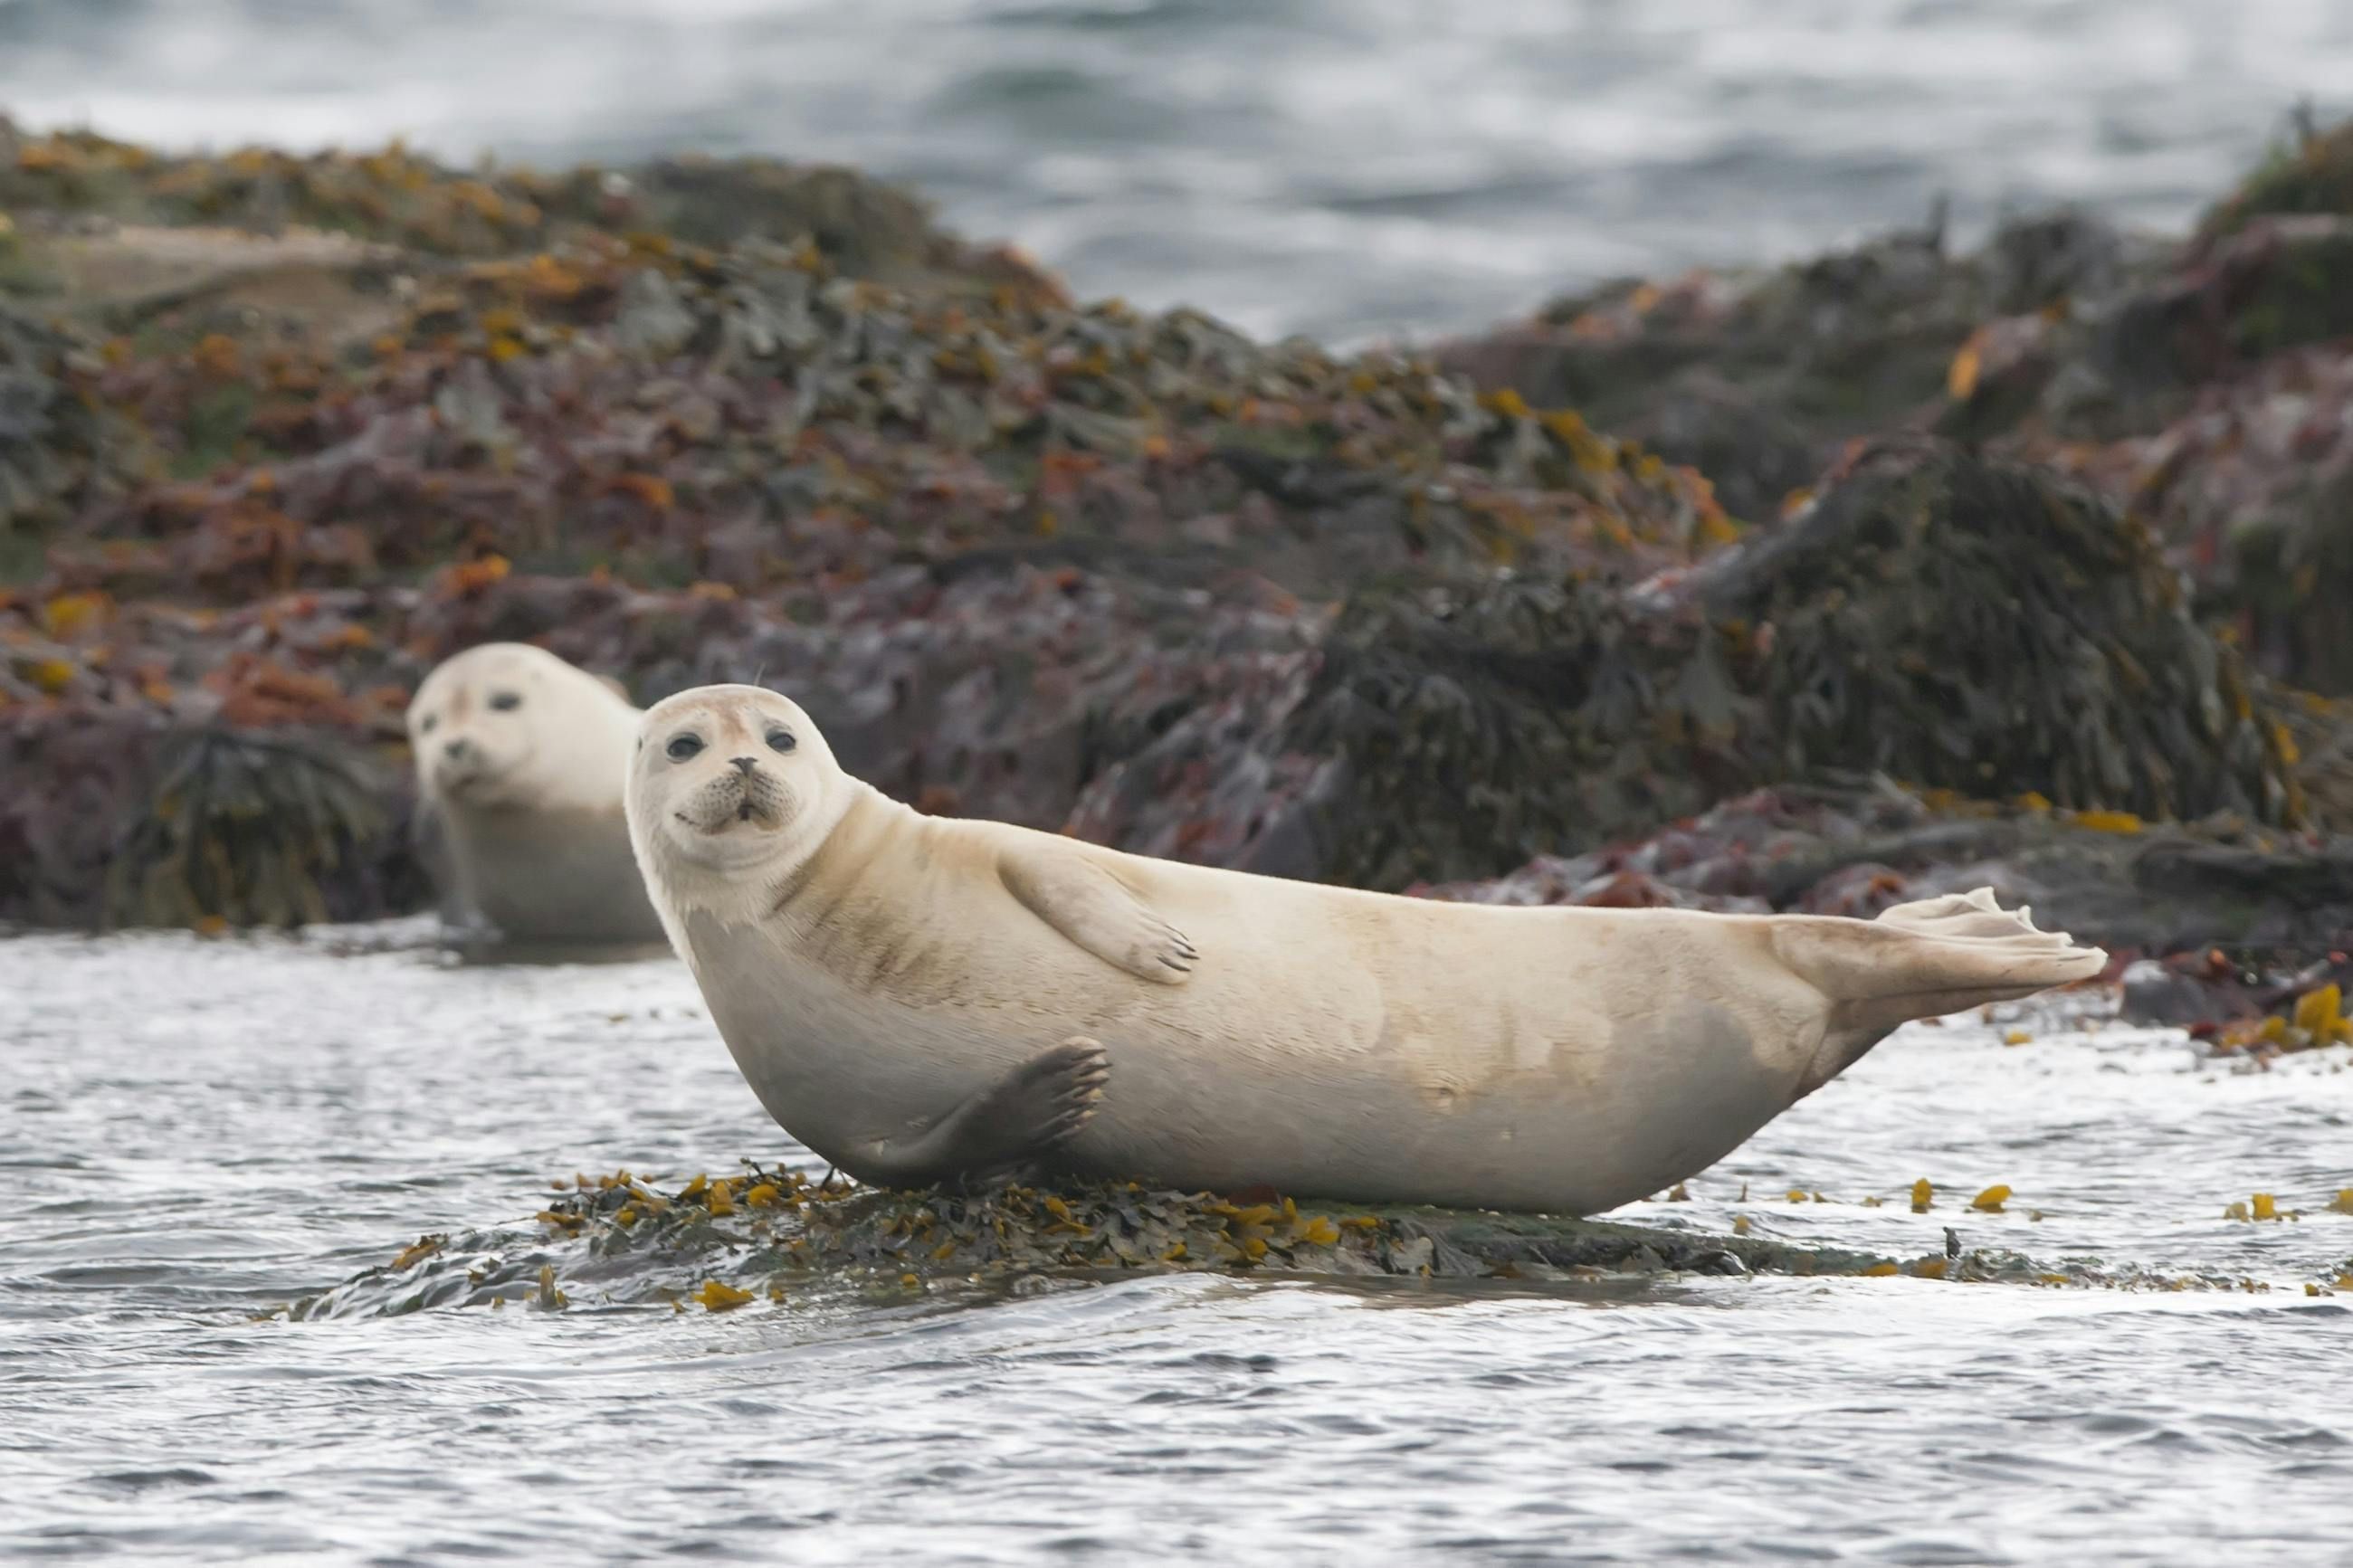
[[1, 928, 2348, 1563]]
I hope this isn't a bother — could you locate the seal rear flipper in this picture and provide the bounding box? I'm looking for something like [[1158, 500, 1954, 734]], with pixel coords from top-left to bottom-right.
[[1773, 887, 2108, 1087], [996, 842, 1199, 984], [838, 1036, 1110, 1192]]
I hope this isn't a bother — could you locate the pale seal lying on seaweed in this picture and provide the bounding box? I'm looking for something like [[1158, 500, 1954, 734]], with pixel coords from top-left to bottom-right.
[[407, 642, 665, 945], [625, 683, 2106, 1212]]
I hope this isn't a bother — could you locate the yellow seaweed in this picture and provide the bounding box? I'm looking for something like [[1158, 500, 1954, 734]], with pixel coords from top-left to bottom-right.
[[693, 1279, 753, 1312]]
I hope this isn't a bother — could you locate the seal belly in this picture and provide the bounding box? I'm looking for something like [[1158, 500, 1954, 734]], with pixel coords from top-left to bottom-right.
[[691, 873, 1843, 1215], [1053, 896, 1834, 1215], [452, 804, 665, 944]]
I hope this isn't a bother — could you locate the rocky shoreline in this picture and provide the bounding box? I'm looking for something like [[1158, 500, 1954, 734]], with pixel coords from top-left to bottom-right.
[[8, 112, 2353, 1042]]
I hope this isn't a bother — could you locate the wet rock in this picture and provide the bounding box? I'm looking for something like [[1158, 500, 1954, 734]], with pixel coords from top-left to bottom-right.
[[2120, 955, 2269, 1029]]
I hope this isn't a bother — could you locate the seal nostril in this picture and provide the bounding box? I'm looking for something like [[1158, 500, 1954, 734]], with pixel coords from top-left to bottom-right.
[[730, 756, 758, 775], [443, 738, 467, 760]]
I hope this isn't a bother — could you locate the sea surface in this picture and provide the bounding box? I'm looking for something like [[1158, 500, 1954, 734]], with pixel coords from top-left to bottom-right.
[[4, 924, 2349, 1563], [2, 0, 2351, 342]]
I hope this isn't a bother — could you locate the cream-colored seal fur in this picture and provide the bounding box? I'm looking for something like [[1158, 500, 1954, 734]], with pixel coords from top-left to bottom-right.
[[407, 642, 665, 945], [626, 683, 2107, 1213]]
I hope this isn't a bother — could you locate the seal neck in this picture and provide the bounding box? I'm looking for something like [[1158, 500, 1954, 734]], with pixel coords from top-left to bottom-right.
[[761, 780, 912, 923]]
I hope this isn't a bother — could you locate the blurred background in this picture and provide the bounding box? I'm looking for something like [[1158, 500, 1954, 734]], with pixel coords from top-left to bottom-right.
[[3, 0, 2347, 342]]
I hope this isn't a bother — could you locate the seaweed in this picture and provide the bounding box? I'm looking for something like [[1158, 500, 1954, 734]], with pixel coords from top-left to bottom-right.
[[276, 1161, 2310, 1322], [103, 727, 394, 928]]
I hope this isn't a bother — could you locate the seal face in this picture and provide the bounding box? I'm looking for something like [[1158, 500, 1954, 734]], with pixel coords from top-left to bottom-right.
[[630, 683, 2106, 1213], [628, 685, 844, 885], [407, 642, 666, 946]]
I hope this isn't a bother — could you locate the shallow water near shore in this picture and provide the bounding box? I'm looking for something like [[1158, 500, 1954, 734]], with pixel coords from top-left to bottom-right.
[[5, 927, 2350, 1563], [4, 0, 2351, 341]]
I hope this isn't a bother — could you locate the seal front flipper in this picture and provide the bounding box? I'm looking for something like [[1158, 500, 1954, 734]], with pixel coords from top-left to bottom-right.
[[840, 1036, 1110, 1191], [996, 843, 1199, 984]]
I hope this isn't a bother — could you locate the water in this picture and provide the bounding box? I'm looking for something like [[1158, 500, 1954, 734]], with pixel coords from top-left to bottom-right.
[[5, 925, 2349, 1563], [4, 1, 2352, 342]]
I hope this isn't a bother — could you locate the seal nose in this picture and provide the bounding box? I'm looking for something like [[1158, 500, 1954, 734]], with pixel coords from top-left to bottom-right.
[[443, 737, 472, 762], [729, 755, 759, 776]]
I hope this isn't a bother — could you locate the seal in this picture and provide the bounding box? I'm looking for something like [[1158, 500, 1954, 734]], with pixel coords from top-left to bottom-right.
[[407, 642, 666, 946], [626, 683, 2108, 1213]]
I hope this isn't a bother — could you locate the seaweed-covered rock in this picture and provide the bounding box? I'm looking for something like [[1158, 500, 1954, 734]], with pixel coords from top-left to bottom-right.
[[1691, 437, 2294, 825], [24, 234, 1725, 607], [0, 557, 1331, 926], [1441, 212, 2145, 522], [0, 116, 1059, 301], [0, 703, 418, 929], [0, 301, 129, 549], [5, 109, 2348, 938], [280, 1161, 2274, 1322], [104, 725, 404, 928], [404, 561, 1327, 834], [2198, 113, 2353, 246], [2020, 214, 2353, 440], [1075, 440, 2300, 890], [2024, 345, 2353, 695]]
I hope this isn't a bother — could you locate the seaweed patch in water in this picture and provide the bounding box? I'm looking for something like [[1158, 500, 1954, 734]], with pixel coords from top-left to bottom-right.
[[269, 1163, 2329, 1323]]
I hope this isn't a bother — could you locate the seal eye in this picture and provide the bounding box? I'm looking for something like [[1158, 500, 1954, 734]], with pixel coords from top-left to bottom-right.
[[666, 734, 705, 763], [766, 728, 796, 754], [490, 691, 521, 712], [418, 714, 438, 734]]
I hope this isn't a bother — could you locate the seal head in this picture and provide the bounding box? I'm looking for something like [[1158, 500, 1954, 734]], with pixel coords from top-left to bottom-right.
[[408, 642, 636, 814], [627, 684, 859, 921], [406, 641, 665, 946]]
